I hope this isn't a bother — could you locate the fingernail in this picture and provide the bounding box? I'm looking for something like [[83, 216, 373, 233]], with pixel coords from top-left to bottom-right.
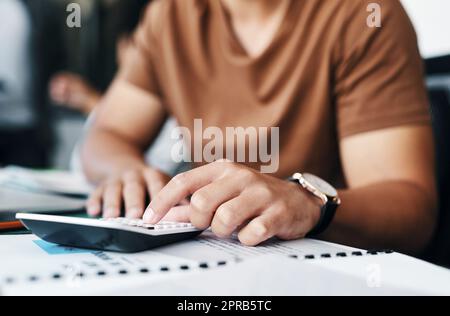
[[143, 208, 156, 223], [254, 223, 268, 237], [87, 206, 99, 215]]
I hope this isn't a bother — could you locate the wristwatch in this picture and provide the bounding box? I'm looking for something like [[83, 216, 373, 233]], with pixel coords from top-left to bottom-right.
[[289, 173, 341, 236]]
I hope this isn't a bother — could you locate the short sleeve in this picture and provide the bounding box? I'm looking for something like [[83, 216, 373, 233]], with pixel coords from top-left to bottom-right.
[[335, 0, 431, 138], [117, 1, 161, 95]]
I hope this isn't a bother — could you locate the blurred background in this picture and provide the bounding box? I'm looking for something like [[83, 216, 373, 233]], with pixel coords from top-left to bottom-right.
[[0, 0, 449, 171], [0, 0, 149, 169]]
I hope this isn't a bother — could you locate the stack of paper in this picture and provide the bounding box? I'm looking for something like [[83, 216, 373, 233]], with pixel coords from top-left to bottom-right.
[[0, 166, 93, 197], [0, 167, 90, 229]]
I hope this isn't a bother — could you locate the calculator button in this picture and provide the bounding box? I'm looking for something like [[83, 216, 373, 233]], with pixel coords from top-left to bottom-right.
[[101, 217, 196, 231]]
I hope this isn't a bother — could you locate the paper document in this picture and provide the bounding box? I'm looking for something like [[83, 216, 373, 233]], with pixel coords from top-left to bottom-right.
[[154, 231, 356, 262], [0, 187, 86, 221], [3, 232, 450, 296], [309, 252, 450, 295], [0, 166, 93, 197], [102, 255, 425, 296], [0, 234, 201, 296], [0, 232, 354, 295]]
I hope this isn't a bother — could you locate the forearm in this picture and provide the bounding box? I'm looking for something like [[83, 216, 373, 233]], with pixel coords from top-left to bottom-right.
[[321, 181, 437, 255], [81, 128, 147, 184]]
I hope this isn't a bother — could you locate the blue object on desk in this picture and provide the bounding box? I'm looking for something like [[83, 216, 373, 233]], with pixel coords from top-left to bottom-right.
[[33, 239, 94, 255]]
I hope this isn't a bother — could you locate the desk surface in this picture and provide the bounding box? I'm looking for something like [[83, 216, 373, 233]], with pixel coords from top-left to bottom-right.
[[2, 212, 450, 295]]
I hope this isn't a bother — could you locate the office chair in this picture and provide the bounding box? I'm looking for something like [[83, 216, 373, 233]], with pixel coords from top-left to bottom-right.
[[426, 87, 450, 266], [426, 54, 450, 75]]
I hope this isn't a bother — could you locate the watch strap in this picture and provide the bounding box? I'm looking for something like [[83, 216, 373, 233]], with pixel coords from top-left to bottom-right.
[[306, 200, 339, 237]]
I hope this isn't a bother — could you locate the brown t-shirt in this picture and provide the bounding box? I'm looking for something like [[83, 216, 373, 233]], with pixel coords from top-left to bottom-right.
[[119, 0, 430, 183]]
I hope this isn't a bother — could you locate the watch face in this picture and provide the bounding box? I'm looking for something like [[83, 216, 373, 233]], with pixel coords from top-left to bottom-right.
[[303, 174, 338, 197]]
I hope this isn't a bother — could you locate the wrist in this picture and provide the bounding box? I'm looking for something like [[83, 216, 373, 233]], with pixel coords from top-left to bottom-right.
[[287, 181, 322, 233], [288, 173, 341, 236], [84, 93, 101, 113], [308, 193, 323, 233], [110, 161, 148, 179]]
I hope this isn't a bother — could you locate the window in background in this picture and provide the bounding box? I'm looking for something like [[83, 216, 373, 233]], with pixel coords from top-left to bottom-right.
[[401, 0, 450, 59]]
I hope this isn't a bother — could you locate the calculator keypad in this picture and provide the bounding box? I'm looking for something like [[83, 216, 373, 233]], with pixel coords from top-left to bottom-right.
[[101, 217, 194, 231]]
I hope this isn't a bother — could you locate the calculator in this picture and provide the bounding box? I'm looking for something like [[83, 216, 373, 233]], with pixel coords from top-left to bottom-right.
[[16, 213, 203, 253]]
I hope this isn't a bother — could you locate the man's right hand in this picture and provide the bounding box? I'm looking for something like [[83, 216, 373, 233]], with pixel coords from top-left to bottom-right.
[[86, 167, 171, 219]]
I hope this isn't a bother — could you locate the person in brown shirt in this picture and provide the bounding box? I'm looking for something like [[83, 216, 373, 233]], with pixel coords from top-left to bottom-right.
[[82, 0, 437, 254]]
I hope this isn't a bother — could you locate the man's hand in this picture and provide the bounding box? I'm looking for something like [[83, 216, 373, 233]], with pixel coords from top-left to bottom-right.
[[144, 160, 322, 246], [86, 167, 170, 219], [49, 72, 100, 115]]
